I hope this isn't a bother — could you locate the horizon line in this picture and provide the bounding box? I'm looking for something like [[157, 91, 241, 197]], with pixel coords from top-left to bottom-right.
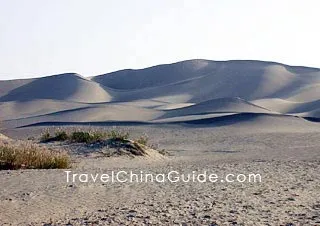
[[1, 58, 319, 81]]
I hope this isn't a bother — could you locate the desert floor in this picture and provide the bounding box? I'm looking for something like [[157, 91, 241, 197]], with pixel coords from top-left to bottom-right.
[[1, 123, 320, 225]]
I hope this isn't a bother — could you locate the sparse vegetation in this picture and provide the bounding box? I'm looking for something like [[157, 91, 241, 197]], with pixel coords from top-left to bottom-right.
[[38, 128, 167, 156], [70, 131, 92, 143], [41, 129, 131, 144], [108, 130, 129, 141], [0, 142, 70, 170], [40, 129, 51, 142], [40, 130, 69, 142], [136, 134, 149, 145], [71, 131, 106, 143], [54, 131, 69, 141]]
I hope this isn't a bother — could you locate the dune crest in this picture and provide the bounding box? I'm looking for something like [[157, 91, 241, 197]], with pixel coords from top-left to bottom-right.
[[0, 60, 319, 128], [0, 73, 113, 103]]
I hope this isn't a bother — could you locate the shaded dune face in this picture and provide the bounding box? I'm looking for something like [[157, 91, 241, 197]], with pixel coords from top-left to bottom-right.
[[252, 99, 320, 114], [94, 60, 319, 103], [0, 78, 35, 98], [0, 73, 112, 103], [92, 59, 217, 90], [0, 60, 319, 128], [157, 97, 272, 120]]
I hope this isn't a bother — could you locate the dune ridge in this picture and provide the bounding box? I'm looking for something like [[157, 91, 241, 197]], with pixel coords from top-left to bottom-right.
[[0, 73, 113, 103], [0, 60, 319, 128]]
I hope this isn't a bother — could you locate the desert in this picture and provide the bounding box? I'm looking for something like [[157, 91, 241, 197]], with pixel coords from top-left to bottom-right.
[[0, 59, 319, 225], [2, 0, 320, 224]]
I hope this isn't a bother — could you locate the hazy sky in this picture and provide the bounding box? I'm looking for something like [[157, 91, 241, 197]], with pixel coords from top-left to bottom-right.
[[0, 0, 319, 80]]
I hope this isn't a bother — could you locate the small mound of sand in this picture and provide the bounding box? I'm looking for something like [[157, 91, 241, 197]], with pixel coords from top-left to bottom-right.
[[97, 139, 167, 159], [45, 138, 167, 160]]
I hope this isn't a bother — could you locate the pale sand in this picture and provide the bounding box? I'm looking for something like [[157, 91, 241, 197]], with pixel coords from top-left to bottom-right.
[[1, 122, 320, 225], [0, 60, 319, 225], [0, 60, 319, 128]]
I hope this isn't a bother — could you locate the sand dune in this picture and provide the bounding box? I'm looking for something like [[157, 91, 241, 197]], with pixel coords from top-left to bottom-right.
[[92, 59, 215, 90], [95, 60, 319, 103], [1, 60, 320, 225], [0, 99, 90, 121], [252, 98, 320, 117], [0, 73, 113, 103], [287, 83, 320, 102], [159, 97, 273, 119], [1, 103, 164, 128], [296, 108, 320, 119], [154, 112, 320, 132], [0, 60, 319, 128], [180, 113, 317, 129], [0, 78, 34, 98]]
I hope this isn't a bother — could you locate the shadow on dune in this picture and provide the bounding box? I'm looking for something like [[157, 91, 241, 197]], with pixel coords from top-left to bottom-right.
[[16, 121, 152, 128], [0, 73, 112, 103], [15, 112, 317, 129], [93, 60, 319, 103], [304, 117, 320, 122], [156, 97, 272, 120], [177, 112, 305, 127]]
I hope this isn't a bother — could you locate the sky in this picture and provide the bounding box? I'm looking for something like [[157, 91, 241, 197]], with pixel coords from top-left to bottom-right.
[[0, 0, 319, 80]]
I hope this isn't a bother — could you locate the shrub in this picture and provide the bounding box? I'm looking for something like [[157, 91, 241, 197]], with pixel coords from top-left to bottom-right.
[[71, 131, 91, 143], [54, 131, 69, 141], [0, 143, 70, 170], [39, 128, 139, 146], [70, 131, 106, 143], [108, 130, 129, 141], [40, 130, 51, 142], [136, 135, 148, 145], [90, 131, 107, 142], [40, 130, 69, 142]]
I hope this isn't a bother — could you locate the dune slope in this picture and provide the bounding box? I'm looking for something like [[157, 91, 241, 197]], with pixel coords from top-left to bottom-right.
[[95, 60, 320, 103], [0, 60, 319, 128], [0, 73, 113, 103]]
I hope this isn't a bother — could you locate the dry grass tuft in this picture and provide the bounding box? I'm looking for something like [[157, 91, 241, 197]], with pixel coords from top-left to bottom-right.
[[135, 134, 149, 145], [108, 130, 129, 141], [41, 129, 131, 144], [0, 141, 71, 170], [37, 128, 167, 156]]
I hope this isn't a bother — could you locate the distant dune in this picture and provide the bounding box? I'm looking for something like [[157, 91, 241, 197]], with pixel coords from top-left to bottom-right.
[[0, 73, 112, 103], [0, 78, 35, 97], [0, 60, 319, 128], [159, 97, 273, 119]]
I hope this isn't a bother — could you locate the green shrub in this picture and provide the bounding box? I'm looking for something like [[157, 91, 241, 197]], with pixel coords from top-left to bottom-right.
[[70, 131, 106, 143], [40, 130, 51, 142], [71, 131, 92, 143], [40, 130, 69, 142], [54, 131, 69, 141], [90, 131, 107, 142], [0, 143, 70, 170]]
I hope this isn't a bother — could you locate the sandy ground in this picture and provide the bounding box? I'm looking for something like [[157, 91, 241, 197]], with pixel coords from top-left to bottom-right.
[[1, 124, 320, 225], [0, 60, 319, 225]]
